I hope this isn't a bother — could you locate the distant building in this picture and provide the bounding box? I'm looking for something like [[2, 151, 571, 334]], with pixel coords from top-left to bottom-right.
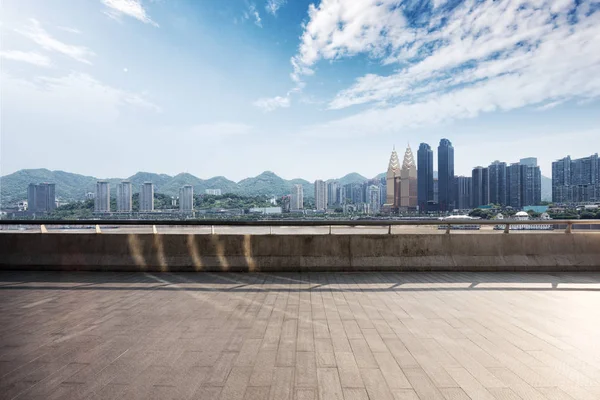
[[521, 159, 541, 207], [454, 176, 472, 210], [327, 181, 340, 206], [290, 184, 303, 211], [399, 145, 418, 210], [85, 192, 95, 200], [18, 200, 28, 212], [438, 139, 455, 211], [95, 181, 110, 212], [281, 195, 291, 213], [27, 183, 56, 213], [314, 180, 327, 211], [379, 180, 386, 207], [140, 182, 154, 212], [368, 185, 380, 214], [488, 161, 507, 206], [552, 153, 599, 203], [249, 207, 282, 214], [519, 157, 537, 167], [340, 184, 350, 205], [508, 163, 522, 208], [471, 166, 489, 207], [507, 158, 541, 209], [205, 189, 222, 196], [352, 184, 364, 205], [383, 147, 401, 211], [417, 143, 434, 213], [433, 177, 439, 204], [179, 185, 194, 213], [117, 181, 132, 212]]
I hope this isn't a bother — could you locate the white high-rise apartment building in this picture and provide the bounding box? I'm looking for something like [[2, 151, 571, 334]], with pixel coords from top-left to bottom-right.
[[95, 181, 110, 212], [314, 180, 327, 211], [117, 181, 132, 212], [140, 182, 154, 212], [327, 181, 339, 206], [368, 185, 380, 214], [291, 184, 304, 211], [179, 185, 194, 213]]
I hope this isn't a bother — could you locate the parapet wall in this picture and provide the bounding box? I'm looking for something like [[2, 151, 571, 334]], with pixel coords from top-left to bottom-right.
[[0, 233, 599, 272]]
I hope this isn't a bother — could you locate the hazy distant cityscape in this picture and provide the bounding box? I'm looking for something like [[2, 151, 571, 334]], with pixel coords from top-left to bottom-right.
[[2, 139, 599, 220]]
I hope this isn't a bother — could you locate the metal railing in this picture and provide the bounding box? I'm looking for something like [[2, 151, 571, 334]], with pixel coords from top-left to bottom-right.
[[0, 219, 598, 234]]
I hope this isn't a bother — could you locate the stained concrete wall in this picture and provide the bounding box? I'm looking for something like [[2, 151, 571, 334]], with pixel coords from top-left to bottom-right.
[[0, 233, 599, 272]]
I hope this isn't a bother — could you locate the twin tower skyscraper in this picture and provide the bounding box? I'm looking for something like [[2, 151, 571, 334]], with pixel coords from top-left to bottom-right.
[[384, 139, 455, 213]]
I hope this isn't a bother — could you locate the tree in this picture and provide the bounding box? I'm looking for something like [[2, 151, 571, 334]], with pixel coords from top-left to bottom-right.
[[527, 210, 541, 218], [580, 211, 596, 220]]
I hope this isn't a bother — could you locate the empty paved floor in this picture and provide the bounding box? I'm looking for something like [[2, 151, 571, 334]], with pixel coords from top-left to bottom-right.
[[1, 272, 600, 400]]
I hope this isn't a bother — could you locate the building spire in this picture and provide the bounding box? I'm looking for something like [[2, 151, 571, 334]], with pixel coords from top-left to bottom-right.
[[387, 147, 400, 174], [402, 145, 415, 169]]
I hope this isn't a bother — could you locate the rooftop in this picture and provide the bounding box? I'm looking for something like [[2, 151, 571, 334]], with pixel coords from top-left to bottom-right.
[[1, 271, 599, 399]]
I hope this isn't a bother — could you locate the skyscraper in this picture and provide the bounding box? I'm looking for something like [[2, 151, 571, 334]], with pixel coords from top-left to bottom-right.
[[383, 147, 401, 211], [417, 143, 434, 212], [117, 181, 132, 212], [437, 139, 454, 212], [179, 185, 194, 213], [400, 145, 418, 210], [291, 184, 303, 211], [314, 180, 327, 211], [552, 156, 571, 202], [327, 181, 339, 206], [95, 181, 110, 212], [140, 182, 154, 212], [352, 184, 364, 204], [552, 153, 599, 203], [454, 176, 472, 210], [368, 185, 380, 214], [507, 159, 541, 208], [507, 163, 522, 208], [27, 183, 56, 213], [521, 160, 541, 207], [519, 157, 537, 167], [488, 161, 507, 206], [471, 166, 489, 207]]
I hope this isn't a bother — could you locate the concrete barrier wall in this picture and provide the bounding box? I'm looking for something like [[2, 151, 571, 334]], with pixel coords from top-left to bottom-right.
[[0, 233, 599, 272]]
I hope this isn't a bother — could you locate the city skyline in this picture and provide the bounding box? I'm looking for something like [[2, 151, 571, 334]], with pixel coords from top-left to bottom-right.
[[1, 0, 599, 182]]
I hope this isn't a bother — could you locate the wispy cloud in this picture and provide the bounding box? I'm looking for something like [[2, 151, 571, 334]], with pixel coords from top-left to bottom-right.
[[243, 3, 262, 28], [57, 26, 81, 34], [1, 71, 161, 126], [253, 95, 290, 112], [0, 50, 52, 67], [283, 0, 600, 131], [266, 0, 287, 16], [102, 0, 158, 27], [16, 19, 95, 64]]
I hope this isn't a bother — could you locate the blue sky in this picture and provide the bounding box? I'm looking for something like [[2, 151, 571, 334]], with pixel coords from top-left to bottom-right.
[[1, 0, 599, 181]]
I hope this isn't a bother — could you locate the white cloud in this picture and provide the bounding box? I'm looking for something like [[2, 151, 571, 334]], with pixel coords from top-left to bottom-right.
[[266, 0, 287, 16], [102, 0, 158, 27], [0, 50, 52, 67], [243, 4, 262, 28], [286, 0, 600, 133], [16, 19, 95, 64], [253, 95, 290, 112], [1, 71, 161, 122], [57, 26, 81, 34]]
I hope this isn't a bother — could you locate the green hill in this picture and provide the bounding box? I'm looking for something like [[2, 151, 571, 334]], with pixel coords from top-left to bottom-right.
[[338, 173, 369, 186], [1, 169, 321, 206]]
